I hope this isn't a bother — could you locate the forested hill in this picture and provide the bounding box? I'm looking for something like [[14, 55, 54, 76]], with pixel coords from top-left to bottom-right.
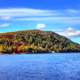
[[0, 30, 80, 54]]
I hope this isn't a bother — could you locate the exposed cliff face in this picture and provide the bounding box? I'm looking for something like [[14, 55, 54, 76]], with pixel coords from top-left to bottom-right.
[[0, 30, 80, 54]]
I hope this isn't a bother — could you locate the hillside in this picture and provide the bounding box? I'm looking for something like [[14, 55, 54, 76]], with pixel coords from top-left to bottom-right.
[[0, 30, 80, 54]]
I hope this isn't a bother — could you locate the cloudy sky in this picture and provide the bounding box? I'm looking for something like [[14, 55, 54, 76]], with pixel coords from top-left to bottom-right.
[[0, 0, 80, 43]]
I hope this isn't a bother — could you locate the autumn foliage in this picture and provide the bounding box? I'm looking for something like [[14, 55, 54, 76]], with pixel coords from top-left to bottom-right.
[[0, 30, 80, 54]]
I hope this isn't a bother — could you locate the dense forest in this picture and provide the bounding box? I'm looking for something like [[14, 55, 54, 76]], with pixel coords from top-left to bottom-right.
[[0, 30, 80, 54]]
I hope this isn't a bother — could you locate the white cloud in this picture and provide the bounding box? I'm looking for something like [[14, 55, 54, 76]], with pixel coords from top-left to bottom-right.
[[16, 17, 80, 24], [0, 8, 80, 24], [36, 24, 46, 29], [66, 9, 80, 16], [67, 9, 78, 13], [0, 8, 80, 17], [0, 8, 80, 28], [0, 23, 10, 28], [57, 27, 80, 37], [0, 8, 54, 17], [0, 16, 11, 20]]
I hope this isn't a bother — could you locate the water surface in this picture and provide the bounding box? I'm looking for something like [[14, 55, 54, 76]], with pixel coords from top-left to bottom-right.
[[0, 53, 80, 80]]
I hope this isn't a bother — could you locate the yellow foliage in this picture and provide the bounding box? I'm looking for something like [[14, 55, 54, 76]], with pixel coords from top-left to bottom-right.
[[0, 45, 4, 52]]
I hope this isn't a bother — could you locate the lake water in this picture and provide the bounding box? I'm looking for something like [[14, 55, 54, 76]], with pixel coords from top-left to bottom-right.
[[0, 53, 80, 80]]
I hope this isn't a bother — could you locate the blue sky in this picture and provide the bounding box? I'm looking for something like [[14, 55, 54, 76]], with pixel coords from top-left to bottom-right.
[[0, 0, 80, 43]]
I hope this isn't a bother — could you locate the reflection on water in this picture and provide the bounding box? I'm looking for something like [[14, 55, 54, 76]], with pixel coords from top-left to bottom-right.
[[0, 53, 80, 80]]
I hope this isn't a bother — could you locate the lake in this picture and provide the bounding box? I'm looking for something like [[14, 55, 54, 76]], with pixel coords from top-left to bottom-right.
[[0, 53, 80, 80]]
